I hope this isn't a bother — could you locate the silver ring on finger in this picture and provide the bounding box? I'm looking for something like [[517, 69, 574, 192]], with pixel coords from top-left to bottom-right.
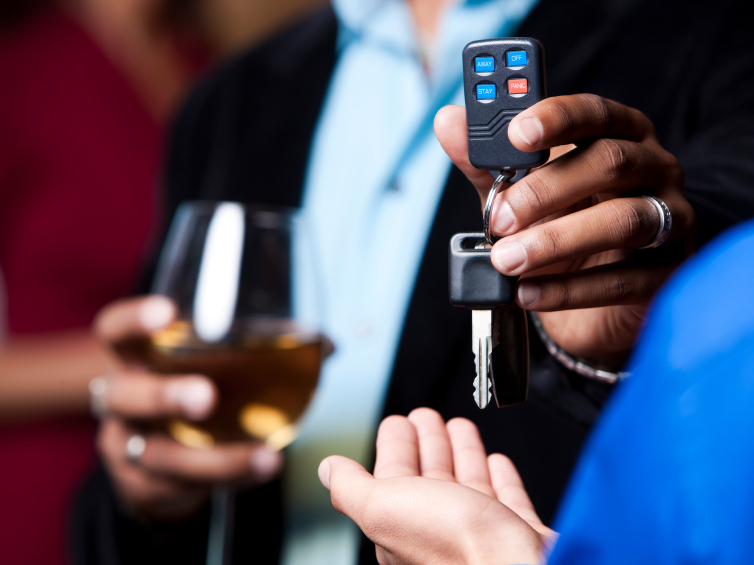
[[639, 196, 673, 249], [125, 434, 146, 464], [89, 376, 110, 419]]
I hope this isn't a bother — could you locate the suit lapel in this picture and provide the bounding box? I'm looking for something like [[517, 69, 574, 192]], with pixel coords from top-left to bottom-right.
[[200, 8, 339, 208]]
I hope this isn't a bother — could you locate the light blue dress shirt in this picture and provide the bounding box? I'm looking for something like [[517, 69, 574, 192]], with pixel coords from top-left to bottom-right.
[[283, 0, 539, 563], [549, 219, 754, 564]]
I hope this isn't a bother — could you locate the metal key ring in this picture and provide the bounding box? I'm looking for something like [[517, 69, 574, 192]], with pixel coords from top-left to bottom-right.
[[483, 170, 516, 244], [638, 196, 673, 249]]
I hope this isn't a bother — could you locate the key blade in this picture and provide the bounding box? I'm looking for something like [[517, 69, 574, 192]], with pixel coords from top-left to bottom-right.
[[473, 336, 490, 409], [472, 310, 492, 408]]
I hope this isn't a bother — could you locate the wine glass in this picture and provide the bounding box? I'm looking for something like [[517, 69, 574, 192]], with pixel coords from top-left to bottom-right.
[[131, 201, 325, 564]]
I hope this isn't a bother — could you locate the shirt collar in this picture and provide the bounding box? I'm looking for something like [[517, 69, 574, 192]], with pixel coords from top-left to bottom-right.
[[333, 0, 418, 55], [332, 0, 540, 91]]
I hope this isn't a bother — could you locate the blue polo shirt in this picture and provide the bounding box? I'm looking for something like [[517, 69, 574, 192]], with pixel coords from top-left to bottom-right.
[[550, 219, 754, 565]]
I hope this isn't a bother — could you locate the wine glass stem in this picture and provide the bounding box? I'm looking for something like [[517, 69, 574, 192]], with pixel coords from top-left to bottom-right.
[[206, 484, 235, 565]]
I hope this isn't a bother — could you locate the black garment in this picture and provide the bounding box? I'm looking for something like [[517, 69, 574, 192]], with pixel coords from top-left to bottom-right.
[[72, 1, 754, 563]]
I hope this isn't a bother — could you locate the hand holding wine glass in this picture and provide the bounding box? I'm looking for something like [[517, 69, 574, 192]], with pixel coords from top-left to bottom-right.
[[93, 295, 284, 521], [91, 203, 327, 523]]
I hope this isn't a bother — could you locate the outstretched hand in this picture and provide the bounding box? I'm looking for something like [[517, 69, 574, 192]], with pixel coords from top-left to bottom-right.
[[435, 95, 696, 367], [319, 408, 556, 565]]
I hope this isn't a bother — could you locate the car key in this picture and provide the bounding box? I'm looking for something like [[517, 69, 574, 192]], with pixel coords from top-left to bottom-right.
[[450, 37, 547, 408], [462, 37, 548, 172], [449, 234, 529, 408]]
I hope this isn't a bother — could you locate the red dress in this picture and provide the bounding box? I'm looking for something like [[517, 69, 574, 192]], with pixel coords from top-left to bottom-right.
[[0, 9, 161, 564]]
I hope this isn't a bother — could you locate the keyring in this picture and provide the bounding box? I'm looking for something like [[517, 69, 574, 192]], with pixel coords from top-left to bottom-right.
[[483, 170, 516, 244]]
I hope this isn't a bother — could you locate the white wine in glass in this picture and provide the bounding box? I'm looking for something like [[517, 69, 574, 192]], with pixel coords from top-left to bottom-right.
[[116, 320, 324, 450]]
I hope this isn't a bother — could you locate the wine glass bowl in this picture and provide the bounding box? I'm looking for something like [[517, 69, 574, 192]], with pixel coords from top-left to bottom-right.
[[116, 202, 325, 451]]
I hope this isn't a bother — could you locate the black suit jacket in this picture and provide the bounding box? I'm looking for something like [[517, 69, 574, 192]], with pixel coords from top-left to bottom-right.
[[72, 1, 754, 563]]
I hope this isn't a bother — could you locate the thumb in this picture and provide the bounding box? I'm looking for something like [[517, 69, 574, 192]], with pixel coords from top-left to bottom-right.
[[319, 456, 375, 522]]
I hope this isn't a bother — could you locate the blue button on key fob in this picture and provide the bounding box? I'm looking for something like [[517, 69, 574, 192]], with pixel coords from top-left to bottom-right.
[[475, 56, 495, 73], [506, 50, 527, 67]]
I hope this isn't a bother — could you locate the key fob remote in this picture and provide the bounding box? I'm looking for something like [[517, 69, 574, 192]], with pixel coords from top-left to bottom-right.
[[462, 38, 548, 171]]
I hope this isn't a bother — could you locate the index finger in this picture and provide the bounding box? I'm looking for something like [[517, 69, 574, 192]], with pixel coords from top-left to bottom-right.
[[509, 94, 655, 151], [434, 104, 496, 196], [373, 415, 420, 479], [94, 295, 176, 344], [101, 371, 217, 421]]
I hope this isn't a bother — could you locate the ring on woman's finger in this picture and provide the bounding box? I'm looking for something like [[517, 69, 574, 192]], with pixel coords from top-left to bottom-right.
[[639, 196, 673, 249], [125, 434, 147, 464], [89, 376, 110, 419]]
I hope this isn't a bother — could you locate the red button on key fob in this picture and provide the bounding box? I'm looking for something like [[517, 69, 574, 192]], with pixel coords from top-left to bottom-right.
[[508, 78, 528, 94]]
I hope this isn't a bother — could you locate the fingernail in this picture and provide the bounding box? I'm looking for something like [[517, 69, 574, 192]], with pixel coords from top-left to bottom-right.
[[139, 296, 174, 331], [493, 241, 527, 273], [166, 380, 214, 420], [493, 200, 515, 234], [517, 282, 541, 308], [514, 116, 543, 147], [250, 447, 283, 478], [318, 459, 331, 490]]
